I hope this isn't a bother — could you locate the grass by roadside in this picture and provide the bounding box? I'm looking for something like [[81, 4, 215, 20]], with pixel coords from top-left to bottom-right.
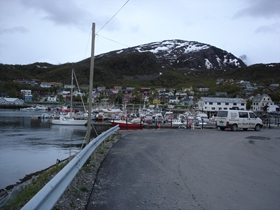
[[0, 132, 122, 210]]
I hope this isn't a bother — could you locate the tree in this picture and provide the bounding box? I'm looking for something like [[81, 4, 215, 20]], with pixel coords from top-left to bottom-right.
[[246, 99, 252, 110], [57, 95, 64, 102], [32, 92, 40, 102], [115, 91, 123, 104]]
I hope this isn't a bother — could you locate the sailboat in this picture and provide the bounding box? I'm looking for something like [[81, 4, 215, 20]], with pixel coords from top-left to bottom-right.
[[51, 69, 87, 126]]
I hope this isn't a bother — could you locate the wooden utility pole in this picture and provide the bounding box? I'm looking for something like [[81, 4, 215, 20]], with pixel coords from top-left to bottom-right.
[[86, 23, 95, 144]]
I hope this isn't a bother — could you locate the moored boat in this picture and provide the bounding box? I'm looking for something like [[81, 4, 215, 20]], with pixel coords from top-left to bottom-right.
[[111, 118, 144, 130], [51, 116, 87, 126]]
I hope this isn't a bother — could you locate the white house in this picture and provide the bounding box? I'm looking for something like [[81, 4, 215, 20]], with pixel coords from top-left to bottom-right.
[[176, 90, 187, 97], [198, 97, 246, 112], [251, 94, 274, 112], [64, 84, 75, 89], [21, 90, 32, 95], [40, 82, 52, 88], [0, 97, 24, 105], [197, 86, 209, 92], [169, 96, 180, 104], [73, 90, 85, 97], [47, 95, 57, 102]]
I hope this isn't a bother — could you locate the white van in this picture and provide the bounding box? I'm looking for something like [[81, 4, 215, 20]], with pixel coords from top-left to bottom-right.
[[216, 110, 263, 131]]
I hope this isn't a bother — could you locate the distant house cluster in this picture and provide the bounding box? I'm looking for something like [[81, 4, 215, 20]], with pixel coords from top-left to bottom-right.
[[89, 86, 194, 106], [6, 76, 279, 115]]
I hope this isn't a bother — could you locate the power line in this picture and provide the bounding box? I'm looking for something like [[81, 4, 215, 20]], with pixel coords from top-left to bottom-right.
[[96, 33, 130, 48], [97, 0, 130, 34]]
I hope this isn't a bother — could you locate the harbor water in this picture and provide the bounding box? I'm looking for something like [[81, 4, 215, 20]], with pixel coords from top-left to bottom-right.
[[0, 109, 99, 190]]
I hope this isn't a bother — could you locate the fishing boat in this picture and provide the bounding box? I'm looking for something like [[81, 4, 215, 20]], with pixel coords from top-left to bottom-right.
[[111, 118, 144, 130]]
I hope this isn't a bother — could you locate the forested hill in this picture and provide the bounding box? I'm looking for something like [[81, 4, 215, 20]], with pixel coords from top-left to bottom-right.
[[0, 39, 279, 88]]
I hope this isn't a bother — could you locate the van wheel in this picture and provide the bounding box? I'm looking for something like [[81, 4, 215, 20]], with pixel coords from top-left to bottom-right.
[[220, 127, 225, 130], [231, 124, 237, 131], [255, 124, 261, 131]]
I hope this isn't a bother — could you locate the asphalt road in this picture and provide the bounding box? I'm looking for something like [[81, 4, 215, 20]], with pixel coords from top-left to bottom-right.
[[86, 128, 280, 210]]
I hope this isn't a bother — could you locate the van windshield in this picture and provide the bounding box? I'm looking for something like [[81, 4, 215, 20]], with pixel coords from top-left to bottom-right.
[[217, 111, 228, 117]]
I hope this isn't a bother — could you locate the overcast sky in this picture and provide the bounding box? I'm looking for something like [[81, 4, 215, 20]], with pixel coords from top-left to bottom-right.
[[0, 0, 279, 65]]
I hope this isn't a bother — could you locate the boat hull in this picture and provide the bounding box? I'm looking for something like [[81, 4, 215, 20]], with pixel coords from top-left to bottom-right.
[[111, 120, 144, 130], [51, 118, 87, 126]]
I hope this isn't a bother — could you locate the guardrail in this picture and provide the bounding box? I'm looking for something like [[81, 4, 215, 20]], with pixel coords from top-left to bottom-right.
[[22, 125, 120, 210]]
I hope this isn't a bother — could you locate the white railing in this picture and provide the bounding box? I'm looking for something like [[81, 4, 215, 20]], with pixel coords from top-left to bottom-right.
[[22, 125, 119, 210]]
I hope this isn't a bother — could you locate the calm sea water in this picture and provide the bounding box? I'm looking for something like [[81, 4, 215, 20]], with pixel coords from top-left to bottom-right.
[[0, 109, 93, 190]]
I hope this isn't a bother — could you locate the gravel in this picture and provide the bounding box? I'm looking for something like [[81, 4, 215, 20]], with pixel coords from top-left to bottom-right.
[[54, 133, 121, 210]]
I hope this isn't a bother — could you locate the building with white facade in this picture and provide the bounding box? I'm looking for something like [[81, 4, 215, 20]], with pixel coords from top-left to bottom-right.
[[21, 90, 32, 95], [198, 97, 246, 112], [40, 82, 52, 88], [251, 94, 274, 112], [0, 98, 24, 105], [47, 95, 57, 102], [169, 96, 180, 104]]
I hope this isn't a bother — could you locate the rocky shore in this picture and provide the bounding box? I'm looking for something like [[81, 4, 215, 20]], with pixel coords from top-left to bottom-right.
[[0, 132, 122, 210]]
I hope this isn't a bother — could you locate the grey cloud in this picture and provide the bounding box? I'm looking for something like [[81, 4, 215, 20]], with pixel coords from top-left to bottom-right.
[[234, 0, 280, 19], [0, 26, 29, 35], [19, 0, 91, 27], [255, 22, 280, 33]]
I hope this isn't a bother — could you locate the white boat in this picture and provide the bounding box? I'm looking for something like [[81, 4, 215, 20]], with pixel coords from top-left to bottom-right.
[[51, 69, 87, 126], [164, 111, 174, 122], [51, 116, 87, 126], [196, 112, 209, 122], [170, 118, 185, 126]]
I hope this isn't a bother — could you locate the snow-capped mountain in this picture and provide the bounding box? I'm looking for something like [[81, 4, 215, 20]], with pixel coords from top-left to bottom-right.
[[99, 39, 246, 70]]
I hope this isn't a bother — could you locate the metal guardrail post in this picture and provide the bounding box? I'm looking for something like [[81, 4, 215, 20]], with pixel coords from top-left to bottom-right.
[[22, 125, 119, 210]]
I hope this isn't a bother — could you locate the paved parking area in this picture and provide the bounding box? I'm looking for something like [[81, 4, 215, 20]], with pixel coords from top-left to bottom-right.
[[86, 129, 280, 210]]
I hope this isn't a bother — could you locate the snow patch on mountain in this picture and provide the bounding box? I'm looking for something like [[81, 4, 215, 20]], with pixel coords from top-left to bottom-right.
[[205, 59, 213, 69], [105, 39, 246, 70]]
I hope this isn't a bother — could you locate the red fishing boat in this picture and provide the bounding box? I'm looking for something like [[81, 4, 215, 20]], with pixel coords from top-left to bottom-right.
[[111, 118, 144, 130]]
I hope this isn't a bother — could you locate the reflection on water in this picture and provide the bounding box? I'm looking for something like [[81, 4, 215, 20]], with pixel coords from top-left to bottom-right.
[[0, 109, 99, 189]]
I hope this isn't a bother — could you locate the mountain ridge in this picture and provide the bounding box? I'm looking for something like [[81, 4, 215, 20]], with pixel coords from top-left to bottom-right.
[[0, 39, 279, 88], [97, 39, 246, 70]]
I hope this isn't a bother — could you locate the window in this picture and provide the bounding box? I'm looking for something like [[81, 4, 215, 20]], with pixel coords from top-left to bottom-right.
[[233, 103, 237, 105], [239, 112, 248, 118], [241, 103, 244, 106], [219, 107, 222, 110], [249, 112, 256, 118], [217, 111, 228, 117], [225, 103, 229, 105], [217, 102, 221, 105], [212, 107, 215, 110], [224, 107, 227, 110], [209, 102, 213, 105]]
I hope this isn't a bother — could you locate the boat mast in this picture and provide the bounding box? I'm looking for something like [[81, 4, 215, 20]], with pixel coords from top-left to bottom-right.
[[86, 23, 95, 145], [70, 68, 74, 118]]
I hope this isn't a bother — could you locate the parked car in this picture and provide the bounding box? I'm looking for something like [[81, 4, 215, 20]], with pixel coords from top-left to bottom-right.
[[215, 110, 263, 131], [195, 119, 207, 126]]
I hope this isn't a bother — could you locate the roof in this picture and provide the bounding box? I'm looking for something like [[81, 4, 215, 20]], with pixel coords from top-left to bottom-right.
[[4, 98, 19, 102], [253, 94, 270, 102], [201, 97, 245, 103]]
